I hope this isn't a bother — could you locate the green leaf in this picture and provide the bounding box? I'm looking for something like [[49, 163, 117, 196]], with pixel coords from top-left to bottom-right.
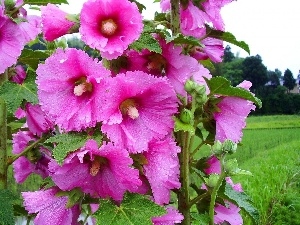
[[46, 132, 102, 165], [130, 33, 162, 54], [205, 76, 262, 108], [166, 33, 202, 46], [206, 26, 250, 55], [24, 0, 68, 5], [46, 133, 86, 165], [0, 71, 38, 113], [219, 182, 260, 224], [94, 193, 166, 225], [0, 190, 17, 225], [18, 49, 50, 70], [174, 117, 195, 134], [191, 212, 210, 225]]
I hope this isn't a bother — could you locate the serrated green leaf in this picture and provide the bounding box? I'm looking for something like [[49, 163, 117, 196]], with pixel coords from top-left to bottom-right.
[[130, 33, 162, 53], [219, 182, 260, 224], [154, 12, 167, 22], [0, 71, 38, 113], [0, 190, 17, 225], [205, 76, 262, 108], [19, 49, 49, 70], [166, 33, 202, 46], [94, 193, 166, 225], [46, 132, 88, 165], [46, 131, 102, 165], [206, 26, 250, 54], [24, 0, 68, 5], [174, 117, 195, 134], [191, 212, 210, 225]]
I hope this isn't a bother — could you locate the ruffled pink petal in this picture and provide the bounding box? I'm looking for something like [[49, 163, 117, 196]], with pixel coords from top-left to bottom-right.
[[41, 4, 75, 41], [152, 206, 184, 225], [143, 137, 181, 205], [214, 201, 243, 225]]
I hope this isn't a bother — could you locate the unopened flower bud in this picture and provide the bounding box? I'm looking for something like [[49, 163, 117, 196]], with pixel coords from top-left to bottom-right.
[[180, 108, 192, 124], [224, 158, 239, 175], [195, 94, 207, 104], [4, 0, 15, 9], [56, 37, 68, 49], [184, 80, 195, 93], [206, 174, 220, 188], [211, 140, 223, 155], [222, 139, 237, 154], [195, 85, 206, 95]]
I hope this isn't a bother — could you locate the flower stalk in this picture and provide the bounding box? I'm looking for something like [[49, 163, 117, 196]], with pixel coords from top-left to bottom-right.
[[0, 97, 7, 189]]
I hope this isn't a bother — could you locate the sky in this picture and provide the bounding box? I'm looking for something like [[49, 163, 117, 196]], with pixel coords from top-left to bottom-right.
[[55, 0, 300, 78]]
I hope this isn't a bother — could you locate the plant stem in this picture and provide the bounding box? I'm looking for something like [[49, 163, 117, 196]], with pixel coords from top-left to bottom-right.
[[0, 69, 8, 190], [0, 97, 7, 189], [209, 155, 226, 225], [170, 0, 180, 35], [6, 136, 47, 166], [177, 131, 191, 225]]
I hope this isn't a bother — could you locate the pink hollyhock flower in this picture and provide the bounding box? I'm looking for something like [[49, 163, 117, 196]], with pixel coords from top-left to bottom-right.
[[191, 37, 224, 63], [22, 187, 80, 225], [202, 0, 233, 31], [49, 140, 141, 201], [214, 201, 243, 225], [24, 103, 54, 136], [160, 0, 170, 12], [152, 206, 184, 225], [204, 155, 221, 175], [10, 65, 26, 84], [225, 177, 243, 192], [180, 1, 209, 38], [36, 48, 111, 131], [98, 71, 178, 153], [213, 81, 256, 143], [142, 137, 181, 205], [12, 131, 51, 183], [124, 38, 200, 96], [0, 14, 24, 73], [18, 15, 41, 43], [79, 0, 143, 60], [41, 4, 77, 41]]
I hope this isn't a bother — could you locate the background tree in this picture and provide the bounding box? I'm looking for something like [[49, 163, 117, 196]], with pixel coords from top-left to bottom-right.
[[283, 68, 296, 92], [267, 70, 280, 87], [223, 45, 235, 63], [242, 54, 268, 92], [222, 58, 244, 86]]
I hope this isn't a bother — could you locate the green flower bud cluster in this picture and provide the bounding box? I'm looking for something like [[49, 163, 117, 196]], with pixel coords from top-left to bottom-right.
[[179, 108, 193, 124], [224, 158, 239, 175], [184, 80, 208, 104], [211, 139, 237, 155], [205, 174, 220, 188]]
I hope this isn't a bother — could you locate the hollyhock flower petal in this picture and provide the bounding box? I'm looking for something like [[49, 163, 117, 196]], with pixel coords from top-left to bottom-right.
[[12, 131, 51, 183], [10, 65, 26, 84], [143, 137, 181, 205], [202, 0, 233, 31], [124, 38, 200, 96], [24, 103, 54, 136], [213, 81, 256, 143], [98, 71, 178, 153], [225, 177, 243, 192], [80, 0, 143, 59], [18, 15, 41, 43], [214, 201, 243, 225], [180, 1, 209, 38], [204, 155, 221, 175], [22, 188, 80, 225], [152, 206, 184, 225], [36, 48, 111, 131], [41, 4, 76, 41], [49, 140, 141, 200], [160, 0, 171, 12], [0, 15, 24, 73], [191, 37, 224, 63]]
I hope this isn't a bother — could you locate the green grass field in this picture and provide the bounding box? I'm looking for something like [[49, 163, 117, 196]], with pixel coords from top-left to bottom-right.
[[231, 115, 300, 225]]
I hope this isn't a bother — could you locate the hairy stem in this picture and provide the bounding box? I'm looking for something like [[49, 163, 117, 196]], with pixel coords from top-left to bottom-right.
[[170, 0, 180, 35], [7, 136, 48, 166], [0, 97, 7, 189]]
